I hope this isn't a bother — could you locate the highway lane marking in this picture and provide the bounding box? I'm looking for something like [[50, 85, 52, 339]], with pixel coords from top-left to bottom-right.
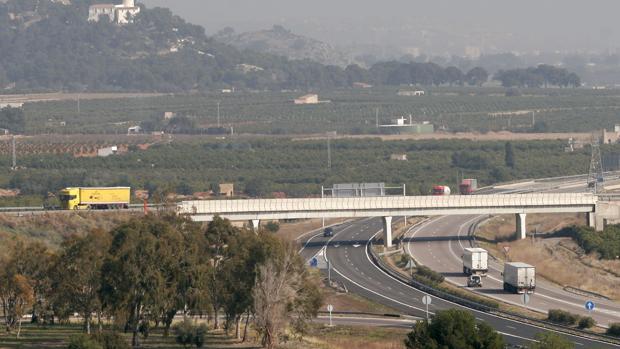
[[506, 325, 516, 330], [364, 231, 612, 347]]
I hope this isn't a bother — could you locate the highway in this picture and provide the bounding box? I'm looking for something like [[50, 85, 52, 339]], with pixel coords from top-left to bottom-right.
[[299, 180, 620, 347], [405, 178, 620, 327]]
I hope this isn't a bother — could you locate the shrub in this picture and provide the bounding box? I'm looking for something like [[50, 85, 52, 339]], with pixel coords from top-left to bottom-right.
[[173, 318, 208, 348], [577, 316, 596, 329], [607, 323, 620, 337], [416, 265, 445, 284], [264, 221, 280, 233], [67, 335, 103, 349], [548, 309, 579, 326], [92, 332, 131, 349]]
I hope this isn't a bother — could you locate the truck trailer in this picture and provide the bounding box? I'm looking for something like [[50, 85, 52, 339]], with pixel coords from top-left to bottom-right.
[[503, 262, 536, 294], [462, 248, 488, 276], [431, 185, 451, 195], [59, 187, 131, 210]]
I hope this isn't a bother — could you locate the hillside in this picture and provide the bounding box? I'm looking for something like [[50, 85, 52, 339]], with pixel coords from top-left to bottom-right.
[[0, 0, 353, 92], [214, 25, 360, 68]]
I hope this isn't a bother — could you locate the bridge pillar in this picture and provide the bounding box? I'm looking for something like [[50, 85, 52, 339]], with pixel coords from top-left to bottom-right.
[[587, 212, 596, 229], [250, 219, 260, 232], [516, 213, 527, 240], [383, 216, 393, 248]]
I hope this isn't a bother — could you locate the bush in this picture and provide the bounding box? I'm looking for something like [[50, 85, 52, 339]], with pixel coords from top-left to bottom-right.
[[67, 335, 103, 349], [548, 309, 579, 326], [173, 318, 208, 348], [607, 323, 620, 337], [416, 265, 445, 284], [92, 332, 131, 349], [578, 316, 596, 329]]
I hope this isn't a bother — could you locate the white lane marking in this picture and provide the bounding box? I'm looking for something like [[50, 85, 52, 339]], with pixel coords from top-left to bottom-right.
[[506, 325, 516, 330]]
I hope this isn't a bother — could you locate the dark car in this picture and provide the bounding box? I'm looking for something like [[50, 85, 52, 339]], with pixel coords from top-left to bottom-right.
[[323, 227, 334, 237]]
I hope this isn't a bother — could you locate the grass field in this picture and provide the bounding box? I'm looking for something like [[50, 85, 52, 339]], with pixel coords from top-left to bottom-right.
[[17, 86, 620, 135]]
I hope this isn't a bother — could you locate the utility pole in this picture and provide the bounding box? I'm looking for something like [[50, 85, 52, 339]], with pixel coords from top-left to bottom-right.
[[217, 101, 221, 128], [375, 107, 379, 129], [11, 135, 16, 170]]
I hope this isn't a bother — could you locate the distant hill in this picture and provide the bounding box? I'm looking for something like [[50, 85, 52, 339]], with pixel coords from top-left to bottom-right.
[[214, 25, 360, 68], [0, 0, 358, 92]]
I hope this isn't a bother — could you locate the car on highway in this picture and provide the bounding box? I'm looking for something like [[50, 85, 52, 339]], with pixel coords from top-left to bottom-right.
[[323, 227, 334, 237]]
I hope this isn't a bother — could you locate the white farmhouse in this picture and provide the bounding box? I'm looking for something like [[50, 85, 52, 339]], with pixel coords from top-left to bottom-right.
[[88, 0, 140, 25]]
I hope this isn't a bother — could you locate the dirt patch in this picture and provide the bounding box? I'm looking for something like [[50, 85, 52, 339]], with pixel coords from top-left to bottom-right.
[[476, 214, 620, 301], [294, 131, 592, 142], [0, 92, 166, 104]]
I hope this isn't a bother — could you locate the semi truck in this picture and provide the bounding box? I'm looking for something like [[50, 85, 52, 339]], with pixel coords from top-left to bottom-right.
[[462, 248, 488, 276], [59, 187, 131, 210], [431, 185, 451, 195], [503, 262, 536, 294], [459, 178, 478, 195]]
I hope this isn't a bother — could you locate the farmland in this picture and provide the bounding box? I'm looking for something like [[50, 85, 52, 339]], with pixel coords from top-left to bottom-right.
[[17, 86, 620, 135]]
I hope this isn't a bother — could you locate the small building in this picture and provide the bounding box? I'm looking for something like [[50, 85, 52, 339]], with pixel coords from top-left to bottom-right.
[[602, 126, 620, 144], [97, 146, 118, 157], [398, 90, 425, 97], [352, 82, 373, 89], [128, 126, 142, 135], [0, 102, 23, 109], [219, 183, 234, 197], [163, 112, 177, 120], [294, 94, 319, 105], [380, 115, 434, 135], [390, 154, 408, 161], [88, 0, 140, 25], [0, 128, 9, 135]]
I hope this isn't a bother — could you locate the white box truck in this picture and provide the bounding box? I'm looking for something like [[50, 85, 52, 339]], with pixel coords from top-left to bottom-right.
[[462, 248, 488, 276], [503, 262, 536, 294]]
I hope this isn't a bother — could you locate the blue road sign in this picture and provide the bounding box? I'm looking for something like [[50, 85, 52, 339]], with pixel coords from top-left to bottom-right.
[[585, 300, 595, 311], [310, 257, 318, 268]]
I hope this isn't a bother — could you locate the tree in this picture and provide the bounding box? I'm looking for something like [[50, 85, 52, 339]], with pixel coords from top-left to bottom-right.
[[50, 230, 111, 334], [529, 332, 574, 349], [99, 215, 184, 348], [505, 141, 515, 168], [252, 239, 321, 349], [466, 67, 488, 86], [0, 273, 34, 337], [444, 66, 464, 86], [404, 309, 504, 349]]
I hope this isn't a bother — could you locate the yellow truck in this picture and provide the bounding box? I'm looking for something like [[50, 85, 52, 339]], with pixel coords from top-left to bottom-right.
[[59, 187, 131, 210]]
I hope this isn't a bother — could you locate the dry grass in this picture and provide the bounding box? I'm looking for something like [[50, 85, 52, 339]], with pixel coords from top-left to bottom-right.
[[277, 218, 349, 242], [477, 213, 620, 301], [289, 325, 407, 349]]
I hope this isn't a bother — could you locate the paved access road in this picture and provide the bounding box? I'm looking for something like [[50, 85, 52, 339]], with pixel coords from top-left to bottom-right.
[[299, 191, 620, 347]]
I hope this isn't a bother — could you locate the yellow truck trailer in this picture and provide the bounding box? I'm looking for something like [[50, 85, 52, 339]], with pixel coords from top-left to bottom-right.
[[59, 187, 131, 210]]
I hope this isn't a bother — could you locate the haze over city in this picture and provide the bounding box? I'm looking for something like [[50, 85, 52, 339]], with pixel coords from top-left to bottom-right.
[[145, 0, 620, 55]]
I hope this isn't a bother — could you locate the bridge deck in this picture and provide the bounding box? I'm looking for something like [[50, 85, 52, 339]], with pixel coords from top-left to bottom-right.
[[178, 193, 598, 222]]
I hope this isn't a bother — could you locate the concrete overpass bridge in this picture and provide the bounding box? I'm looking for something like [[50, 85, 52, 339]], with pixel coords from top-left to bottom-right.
[[178, 193, 609, 247]]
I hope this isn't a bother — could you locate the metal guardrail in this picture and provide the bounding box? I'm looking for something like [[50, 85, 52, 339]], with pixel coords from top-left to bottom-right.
[[367, 242, 620, 346]]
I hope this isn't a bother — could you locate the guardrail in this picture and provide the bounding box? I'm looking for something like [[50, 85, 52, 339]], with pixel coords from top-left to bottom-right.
[[367, 241, 620, 346]]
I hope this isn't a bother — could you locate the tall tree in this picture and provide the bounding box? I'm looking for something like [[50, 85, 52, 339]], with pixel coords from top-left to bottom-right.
[[49, 229, 111, 334], [99, 215, 184, 348], [466, 67, 488, 86]]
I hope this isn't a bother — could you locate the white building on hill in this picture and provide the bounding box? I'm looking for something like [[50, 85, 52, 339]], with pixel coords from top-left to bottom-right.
[[88, 0, 140, 25]]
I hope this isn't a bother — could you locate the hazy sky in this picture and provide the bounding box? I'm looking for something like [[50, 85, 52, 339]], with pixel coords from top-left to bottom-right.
[[143, 0, 620, 55]]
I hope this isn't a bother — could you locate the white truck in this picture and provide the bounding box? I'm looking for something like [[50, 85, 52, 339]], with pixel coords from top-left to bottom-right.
[[503, 262, 536, 294], [462, 248, 488, 276]]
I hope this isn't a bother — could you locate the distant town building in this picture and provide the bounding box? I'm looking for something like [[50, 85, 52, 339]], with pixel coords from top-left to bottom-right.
[[380, 116, 434, 135], [0, 102, 24, 109], [294, 94, 319, 105], [390, 154, 408, 161], [127, 126, 142, 135], [88, 0, 140, 25], [464, 46, 482, 59], [97, 146, 118, 157], [352, 82, 373, 89], [219, 183, 234, 197], [163, 112, 177, 120], [397, 90, 425, 97], [601, 125, 620, 144]]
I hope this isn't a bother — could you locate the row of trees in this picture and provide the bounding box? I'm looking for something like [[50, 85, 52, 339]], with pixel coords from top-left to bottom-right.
[[494, 65, 581, 88], [0, 213, 322, 348]]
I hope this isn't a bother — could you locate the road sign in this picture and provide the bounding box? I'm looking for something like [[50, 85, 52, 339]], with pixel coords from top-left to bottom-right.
[[522, 293, 530, 305], [327, 304, 334, 326], [310, 257, 318, 268], [503, 246, 511, 254], [422, 295, 432, 321], [585, 300, 595, 311]]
